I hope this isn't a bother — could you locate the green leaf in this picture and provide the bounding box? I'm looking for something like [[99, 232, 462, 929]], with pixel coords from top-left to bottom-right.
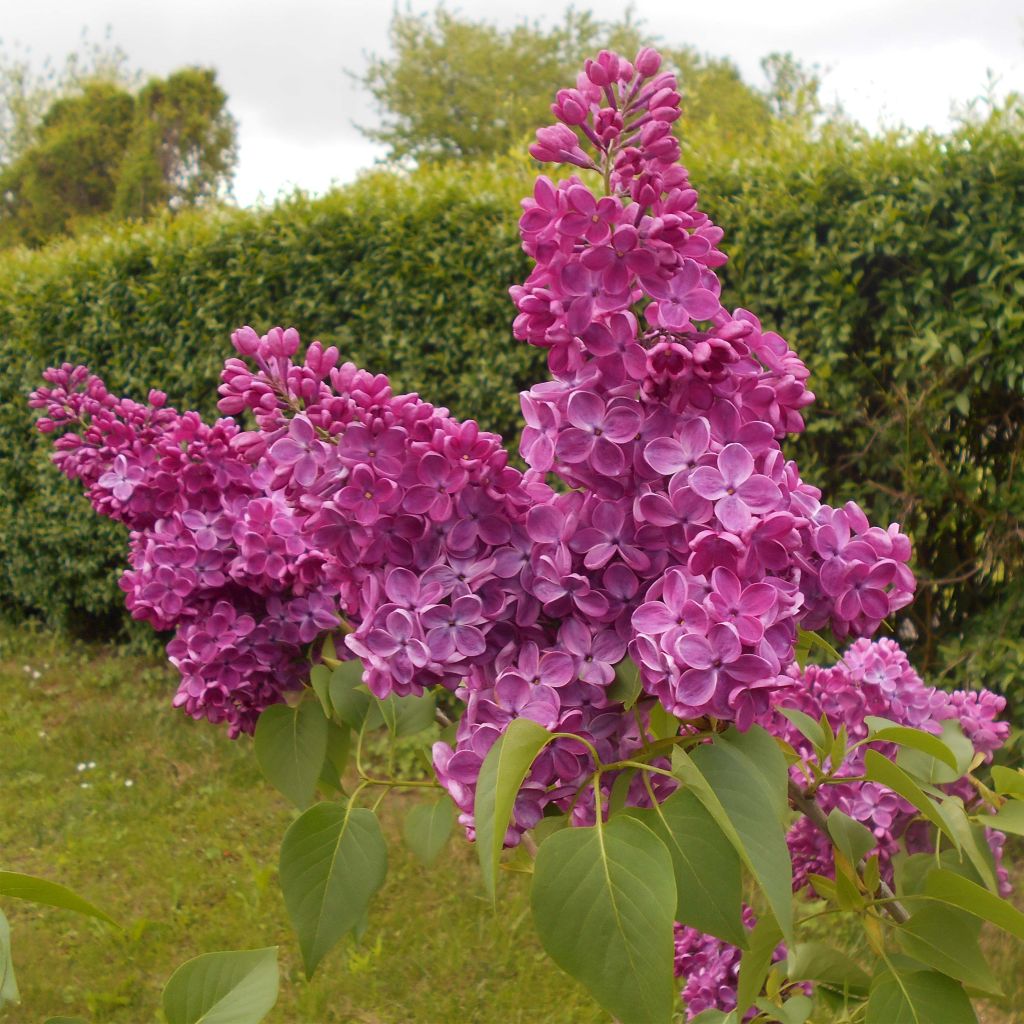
[[607, 656, 643, 709], [648, 702, 679, 740], [0, 871, 115, 925], [531, 816, 676, 1024], [373, 693, 399, 734], [863, 750, 957, 848], [279, 803, 388, 977], [328, 661, 370, 730], [317, 721, 351, 793], [736, 913, 782, 1016], [986, 799, 1024, 837], [755, 993, 813, 1024], [866, 965, 976, 1024], [473, 717, 552, 900], [796, 628, 841, 663], [865, 717, 959, 771], [827, 808, 876, 867], [392, 691, 436, 737], [309, 664, 333, 717], [403, 795, 455, 866], [778, 707, 826, 753], [674, 728, 794, 941], [253, 702, 328, 810], [162, 947, 278, 1024], [896, 721, 974, 785], [898, 904, 1002, 995], [991, 765, 1024, 798], [938, 798, 997, 891], [924, 868, 1024, 940], [624, 788, 744, 945], [786, 941, 870, 992], [0, 908, 18, 1008]]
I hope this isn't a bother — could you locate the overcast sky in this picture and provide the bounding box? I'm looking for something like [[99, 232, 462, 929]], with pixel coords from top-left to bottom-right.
[[4, 0, 1023, 206]]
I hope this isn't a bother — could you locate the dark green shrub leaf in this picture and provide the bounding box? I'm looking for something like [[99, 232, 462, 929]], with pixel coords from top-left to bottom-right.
[[826, 808, 876, 866], [0, 871, 115, 925], [991, 766, 1024, 797], [986, 799, 1024, 837], [308, 664, 333, 717], [0, 909, 18, 1008], [865, 717, 960, 771], [898, 904, 1001, 995], [328, 661, 370, 730], [866, 965, 976, 1024], [924, 868, 1024, 940], [777, 708, 825, 753], [674, 727, 793, 941], [736, 913, 782, 1016], [607, 656, 642, 709], [863, 750, 958, 848], [625, 788, 744, 945], [785, 941, 870, 992]]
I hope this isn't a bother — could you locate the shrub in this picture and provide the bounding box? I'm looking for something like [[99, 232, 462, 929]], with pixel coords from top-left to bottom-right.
[[2, 119, 1022, 715]]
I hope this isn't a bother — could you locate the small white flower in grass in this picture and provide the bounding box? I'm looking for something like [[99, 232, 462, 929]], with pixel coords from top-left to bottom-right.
[[79, 782, 91, 789], [76, 762, 87, 772], [88, 760, 96, 769], [124, 779, 134, 787]]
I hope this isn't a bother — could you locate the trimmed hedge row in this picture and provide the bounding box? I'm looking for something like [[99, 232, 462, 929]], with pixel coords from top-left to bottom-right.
[[1, 125, 1022, 710]]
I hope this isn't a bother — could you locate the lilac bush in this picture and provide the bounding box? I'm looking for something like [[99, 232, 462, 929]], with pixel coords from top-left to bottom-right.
[[31, 44, 1020, 1024]]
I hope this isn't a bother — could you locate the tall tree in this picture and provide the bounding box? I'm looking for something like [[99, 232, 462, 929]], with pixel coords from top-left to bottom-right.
[[114, 67, 237, 219], [0, 58, 236, 248], [0, 81, 135, 246], [0, 28, 133, 168], [353, 6, 816, 165]]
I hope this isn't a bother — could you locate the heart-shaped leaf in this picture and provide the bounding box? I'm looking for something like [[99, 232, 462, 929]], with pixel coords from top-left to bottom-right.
[[279, 802, 388, 977], [162, 946, 278, 1024], [531, 816, 676, 1024]]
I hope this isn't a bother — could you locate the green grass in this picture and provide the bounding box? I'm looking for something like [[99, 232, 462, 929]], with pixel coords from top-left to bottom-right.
[[0, 626, 605, 1023], [1, 625, 1021, 1023]]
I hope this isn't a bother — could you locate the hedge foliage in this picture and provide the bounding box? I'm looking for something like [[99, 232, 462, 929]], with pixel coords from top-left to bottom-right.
[[1, 119, 1022, 713]]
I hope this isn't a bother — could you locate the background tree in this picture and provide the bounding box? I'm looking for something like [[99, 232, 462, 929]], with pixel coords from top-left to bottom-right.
[[114, 68, 237, 219], [354, 6, 829, 165], [0, 28, 132, 168], [0, 81, 135, 246], [0, 34, 236, 249]]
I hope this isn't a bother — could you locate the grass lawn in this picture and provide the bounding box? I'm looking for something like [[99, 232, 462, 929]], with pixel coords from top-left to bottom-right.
[[1, 624, 1021, 1023]]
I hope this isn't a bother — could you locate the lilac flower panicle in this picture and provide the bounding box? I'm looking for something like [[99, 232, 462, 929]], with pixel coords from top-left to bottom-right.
[[31, 44, 1011, 1019]]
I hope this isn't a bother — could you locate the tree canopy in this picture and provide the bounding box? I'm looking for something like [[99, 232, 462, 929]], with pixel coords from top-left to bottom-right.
[[354, 6, 829, 165], [0, 36, 236, 249]]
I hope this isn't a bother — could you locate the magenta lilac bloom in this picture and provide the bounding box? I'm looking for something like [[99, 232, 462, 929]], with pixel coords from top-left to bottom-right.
[[30, 43, 1013, 1018]]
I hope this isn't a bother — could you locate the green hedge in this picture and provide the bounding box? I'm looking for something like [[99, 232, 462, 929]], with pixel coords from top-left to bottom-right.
[[1, 124, 1022, 713]]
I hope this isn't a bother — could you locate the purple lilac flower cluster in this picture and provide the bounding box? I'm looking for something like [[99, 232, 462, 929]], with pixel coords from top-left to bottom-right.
[[31, 363, 318, 736], [34, 47, 918, 825], [771, 637, 1011, 895], [30, 44, 1014, 1019], [673, 907, 799, 1021], [510, 46, 914, 736], [671, 636, 1012, 1020]]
